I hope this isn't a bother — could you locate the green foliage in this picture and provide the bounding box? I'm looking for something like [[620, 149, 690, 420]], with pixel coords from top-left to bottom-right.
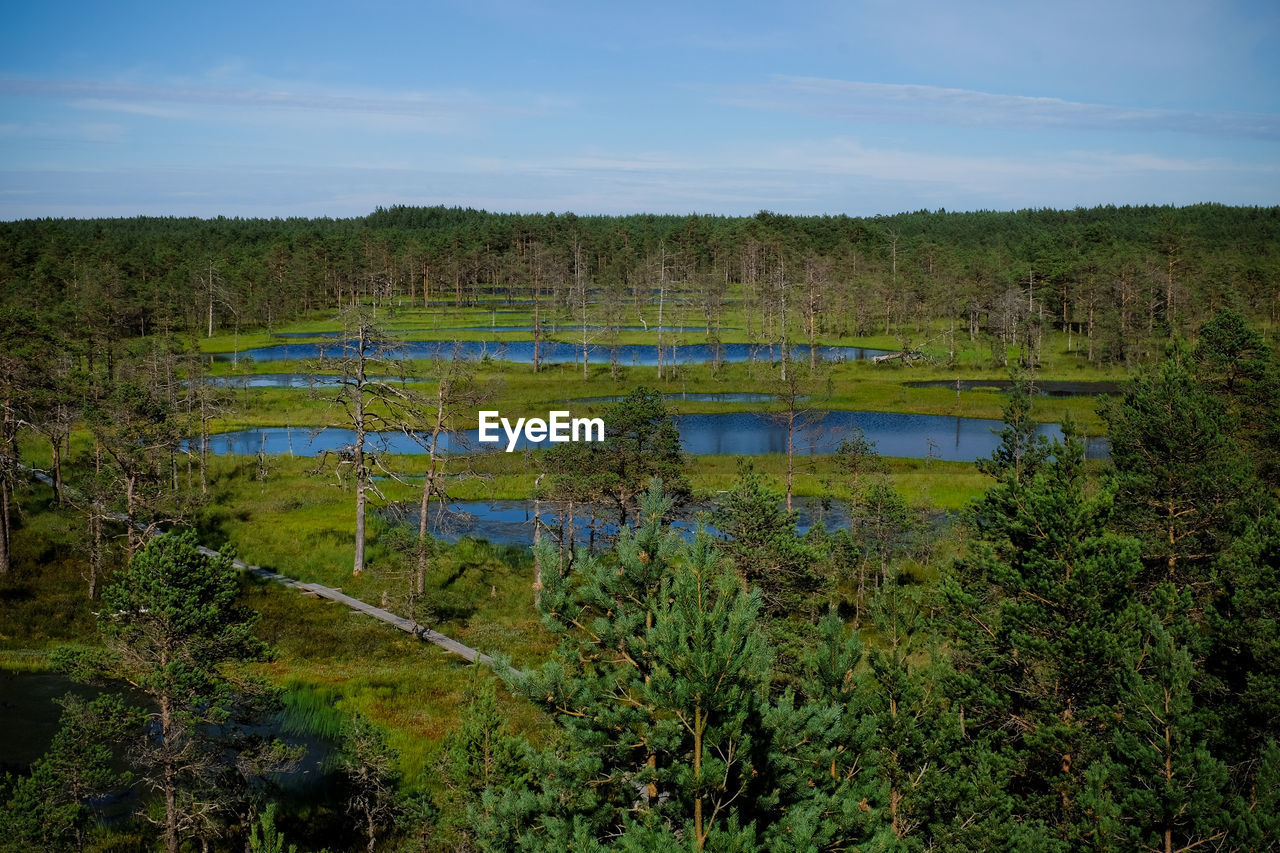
[[487, 482, 778, 850], [829, 426, 884, 494], [0, 692, 137, 853], [249, 802, 298, 853], [1193, 308, 1280, 486], [1100, 585, 1231, 853], [335, 712, 405, 853], [945, 406, 1149, 846], [97, 529, 281, 851], [101, 530, 267, 702], [1100, 340, 1257, 591], [437, 670, 527, 849], [1213, 512, 1280, 751], [711, 460, 825, 618], [541, 386, 689, 525], [974, 377, 1051, 485]]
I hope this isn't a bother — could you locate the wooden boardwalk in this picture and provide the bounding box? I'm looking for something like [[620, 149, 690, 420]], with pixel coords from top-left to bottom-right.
[[24, 466, 501, 669], [197, 545, 500, 668]]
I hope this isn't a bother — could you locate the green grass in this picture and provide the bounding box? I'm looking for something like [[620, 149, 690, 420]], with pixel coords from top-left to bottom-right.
[[11, 297, 1147, 790], [0, 487, 99, 652], [244, 575, 549, 781], [1, 479, 552, 783], [204, 342, 1112, 435]]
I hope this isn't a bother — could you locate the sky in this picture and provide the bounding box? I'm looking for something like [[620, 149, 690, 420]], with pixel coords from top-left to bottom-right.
[[1, 0, 1277, 219]]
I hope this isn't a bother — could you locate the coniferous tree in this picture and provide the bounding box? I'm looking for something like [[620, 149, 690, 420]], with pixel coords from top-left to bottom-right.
[[945, 411, 1145, 848], [486, 483, 776, 851], [1193, 308, 1280, 486], [712, 460, 825, 620], [95, 530, 275, 853], [1100, 341, 1255, 596], [762, 611, 877, 850], [857, 570, 966, 852], [0, 693, 136, 853], [541, 387, 690, 529], [440, 671, 527, 851], [1100, 585, 1232, 853], [337, 713, 406, 853]]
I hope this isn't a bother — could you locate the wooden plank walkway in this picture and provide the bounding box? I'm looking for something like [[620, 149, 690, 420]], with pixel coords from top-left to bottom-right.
[[197, 545, 500, 667], [23, 466, 502, 670]]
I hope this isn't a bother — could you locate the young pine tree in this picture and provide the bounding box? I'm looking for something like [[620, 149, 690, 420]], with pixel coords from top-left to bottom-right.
[[488, 482, 777, 851], [944, 416, 1145, 848]]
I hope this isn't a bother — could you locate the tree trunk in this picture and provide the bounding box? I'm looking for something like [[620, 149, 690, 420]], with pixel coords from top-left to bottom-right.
[[161, 691, 180, 853], [0, 475, 9, 575], [785, 411, 795, 512], [694, 706, 706, 852], [50, 435, 62, 504], [533, 474, 544, 604], [353, 325, 368, 577], [416, 391, 447, 594], [0, 402, 11, 574]]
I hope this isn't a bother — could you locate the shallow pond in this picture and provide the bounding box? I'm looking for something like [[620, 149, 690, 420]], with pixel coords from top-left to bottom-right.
[[0, 669, 104, 771], [388, 496, 863, 546], [200, 410, 1108, 462], [0, 669, 336, 791], [905, 379, 1122, 397], [202, 373, 424, 388], [212, 340, 892, 365], [570, 392, 785, 404]]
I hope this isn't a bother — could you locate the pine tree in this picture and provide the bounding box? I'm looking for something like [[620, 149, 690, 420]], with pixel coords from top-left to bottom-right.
[[1103, 585, 1232, 853], [1193, 309, 1280, 485], [440, 670, 527, 850], [944, 415, 1144, 847], [0, 693, 136, 852], [98, 530, 272, 853], [488, 482, 776, 851], [860, 570, 963, 851], [1100, 340, 1255, 594], [711, 459, 825, 620], [761, 611, 877, 851], [337, 713, 404, 853], [973, 377, 1052, 486]]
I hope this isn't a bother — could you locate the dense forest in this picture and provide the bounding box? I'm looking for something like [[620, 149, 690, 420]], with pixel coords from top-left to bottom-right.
[[1, 205, 1279, 852], [3, 204, 1278, 366]]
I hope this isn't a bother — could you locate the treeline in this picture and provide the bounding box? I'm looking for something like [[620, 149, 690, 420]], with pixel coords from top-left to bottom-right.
[[2, 204, 1278, 366]]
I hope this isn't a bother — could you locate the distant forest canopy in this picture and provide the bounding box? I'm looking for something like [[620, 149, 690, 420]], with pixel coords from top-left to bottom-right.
[[2, 204, 1277, 362]]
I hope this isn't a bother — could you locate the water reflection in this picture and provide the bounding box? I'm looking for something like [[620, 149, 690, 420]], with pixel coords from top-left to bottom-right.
[[570, 392, 786, 404], [389, 497, 861, 546], [212, 340, 892, 365], [199, 411, 1108, 462], [201, 373, 421, 388], [905, 379, 1122, 397]]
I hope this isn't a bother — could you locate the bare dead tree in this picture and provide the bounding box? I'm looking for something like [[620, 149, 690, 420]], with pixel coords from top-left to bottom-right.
[[310, 305, 419, 577], [762, 361, 831, 511]]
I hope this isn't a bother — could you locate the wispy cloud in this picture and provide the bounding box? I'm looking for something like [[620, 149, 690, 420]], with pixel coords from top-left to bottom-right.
[[2, 138, 1273, 220], [719, 76, 1280, 140], [0, 76, 567, 124]]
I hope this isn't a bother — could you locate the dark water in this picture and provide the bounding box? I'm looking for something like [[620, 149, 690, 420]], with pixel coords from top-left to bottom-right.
[[198, 411, 1108, 462], [212, 340, 892, 365], [906, 379, 1122, 397], [391, 496, 861, 546], [571, 392, 785, 404], [0, 670, 336, 790], [202, 373, 424, 388], [0, 670, 102, 770], [440, 325, 719, 333]]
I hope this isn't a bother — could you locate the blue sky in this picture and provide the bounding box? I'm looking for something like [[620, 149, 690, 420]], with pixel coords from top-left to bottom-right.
[[1, 0, 1277, 218]]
